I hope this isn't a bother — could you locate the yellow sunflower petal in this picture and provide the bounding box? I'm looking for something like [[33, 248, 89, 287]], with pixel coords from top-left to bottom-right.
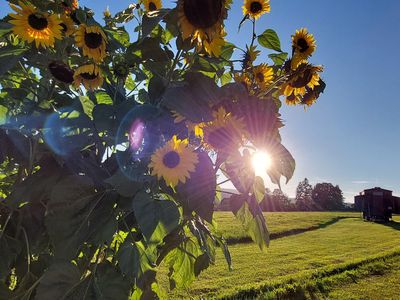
[[149, 136, 199, 188], [242, 0, 270, 19]]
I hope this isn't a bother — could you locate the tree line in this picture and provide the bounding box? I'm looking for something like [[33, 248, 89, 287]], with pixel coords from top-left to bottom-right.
[[260, 178, 345, 211]]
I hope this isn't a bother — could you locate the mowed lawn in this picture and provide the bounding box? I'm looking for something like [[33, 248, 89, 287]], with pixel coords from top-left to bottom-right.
[[214, 211, 358, 242], [160, 213, 400, 299], [327, 257, 400, 299]]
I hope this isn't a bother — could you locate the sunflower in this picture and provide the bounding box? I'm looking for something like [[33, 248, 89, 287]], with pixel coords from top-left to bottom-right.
[[143, 0, 162, 12], [172, 111, 204, 138], [48, 61, 74, 84], [59, 14, 75, 36], [302, 89, 318, 106], [283, 64, 322, 97], [242, 45, 260, 68], [177, 0, 229, 45], [75, 24, 107, 62], [242, 0, 270, 20], [149, 136, 199, 188], [73, 64, 103, 90], [203, 107, 246, 152], [285, 92, 301, 106], [253, 64, 274, 90], [8, 2, 63, 48], [291, 28, 316, 69], [198, 29, 226, 57], [234, 72, 251, 89], [62, 0, 79, 14]]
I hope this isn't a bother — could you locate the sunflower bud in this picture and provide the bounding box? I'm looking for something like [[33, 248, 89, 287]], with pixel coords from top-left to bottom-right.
[[48, 61, 74, 84]]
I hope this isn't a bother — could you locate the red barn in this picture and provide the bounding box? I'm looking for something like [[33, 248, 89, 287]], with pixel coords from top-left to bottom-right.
[[354, 187, 400, 222]]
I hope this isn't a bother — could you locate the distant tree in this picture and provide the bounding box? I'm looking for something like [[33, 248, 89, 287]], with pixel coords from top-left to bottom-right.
[[295, 178, 314, 211], [312, 183, 345, 211], [261, 188, 293, 211]]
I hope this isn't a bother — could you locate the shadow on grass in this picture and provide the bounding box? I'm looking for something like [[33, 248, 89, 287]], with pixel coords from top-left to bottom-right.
[[226, 216, 357, 245], [381, 220, 400, 231]]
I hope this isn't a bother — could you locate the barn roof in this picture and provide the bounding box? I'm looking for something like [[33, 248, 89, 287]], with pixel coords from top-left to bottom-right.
[[363, 187, 392, 193]]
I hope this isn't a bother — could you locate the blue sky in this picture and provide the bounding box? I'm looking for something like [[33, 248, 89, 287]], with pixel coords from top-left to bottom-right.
[[2, 1, 400, 202]]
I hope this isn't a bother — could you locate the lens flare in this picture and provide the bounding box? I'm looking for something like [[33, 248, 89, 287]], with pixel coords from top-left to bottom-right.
[[129, 119, 145, 151], [251, 150, 272, 176], [43, 110, 77, 156]]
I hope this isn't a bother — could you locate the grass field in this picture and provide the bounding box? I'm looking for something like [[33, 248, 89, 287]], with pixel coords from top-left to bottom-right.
[[214, 211, 359, 243], [161, 212, 400, 299]]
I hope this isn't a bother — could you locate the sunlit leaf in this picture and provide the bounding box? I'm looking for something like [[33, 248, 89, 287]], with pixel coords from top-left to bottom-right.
[[133, 190, 180, 244], [0, 105, 7, 125], [258, 29, 282, 52]]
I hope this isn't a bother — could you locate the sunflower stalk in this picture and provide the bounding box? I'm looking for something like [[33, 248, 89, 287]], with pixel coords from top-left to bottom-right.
[[0, 0, 325, 296]]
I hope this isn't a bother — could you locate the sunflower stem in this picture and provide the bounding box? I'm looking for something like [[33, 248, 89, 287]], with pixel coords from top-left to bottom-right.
[[250, 19, 257, 49], [22, 227, 31, 273], [216, 190, 239, 196], [217, 178, 231, 186]]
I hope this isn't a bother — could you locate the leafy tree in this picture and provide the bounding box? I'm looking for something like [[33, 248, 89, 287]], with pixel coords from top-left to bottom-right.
[[312, 183, 344, 211], [295, 178, 314, 211], [0, 0, 325, 298], [262, 188, 293, 211]]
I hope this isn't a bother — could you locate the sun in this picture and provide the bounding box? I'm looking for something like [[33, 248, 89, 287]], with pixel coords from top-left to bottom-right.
[[251, 150, 272, 176]]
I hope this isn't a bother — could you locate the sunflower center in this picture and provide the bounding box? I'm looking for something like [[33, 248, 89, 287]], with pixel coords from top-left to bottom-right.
[[28, 14, 49, 30], [80, 72, 98, 80], [84, 32, 103, 49], [256, 72, 264, 82], [163, 151, 181, 168], [60, 23, 67, 33], [291, 69, 313, 88], [250, 1, 263, 13], [297, 38, 309, 53], [183, 0, 223, 29], [148, 2, 157, 11]]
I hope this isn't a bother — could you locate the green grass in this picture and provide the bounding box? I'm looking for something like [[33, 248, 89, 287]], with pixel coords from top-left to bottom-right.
[[214, 211, 358, 243], [327, 257, 400, 299], [161, 214, 400, 299]]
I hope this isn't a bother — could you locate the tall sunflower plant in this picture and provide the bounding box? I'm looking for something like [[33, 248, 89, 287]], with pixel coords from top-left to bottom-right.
[[0, 0, 326, 298]]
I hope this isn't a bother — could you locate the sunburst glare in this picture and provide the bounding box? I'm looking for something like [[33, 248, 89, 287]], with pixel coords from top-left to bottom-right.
[[252, 150, 272, 176]]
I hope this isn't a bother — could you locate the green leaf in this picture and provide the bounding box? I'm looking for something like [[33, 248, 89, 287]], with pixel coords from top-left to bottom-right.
[[253, 176, 265, 203], [230, 194, 270, 250], [0, 105, 7, 125], [0, 235, 21, 281], [220, 72, 232, 86], [117, 239, 152, 280], [79, 96, 95, 119], [258, 29, 282, 52], [93, 104, 117, 133], [268, 143, 296, 184], [148, 75, 166, 103], [0, 47, 26, 76], [166, 238, 201, 288], [220, 43, 235, 60], [142, 9, 171, 37], [95, 91, 113, 105], [105, 26, 130, 48], [105, 169, 143, 198], [133, 190, 180, 244], [163, 73, 221, 122], [46, 175, 117, 259], [5, 157, 65, 208], [0, 21, 12, 37], [194, 253, 212, 277], [35, 262, 81, 299], [93, 262, 130, 300], [139, 37, 169, 62], [177, 152, 215, 223], [269, 52, 288, 66]]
